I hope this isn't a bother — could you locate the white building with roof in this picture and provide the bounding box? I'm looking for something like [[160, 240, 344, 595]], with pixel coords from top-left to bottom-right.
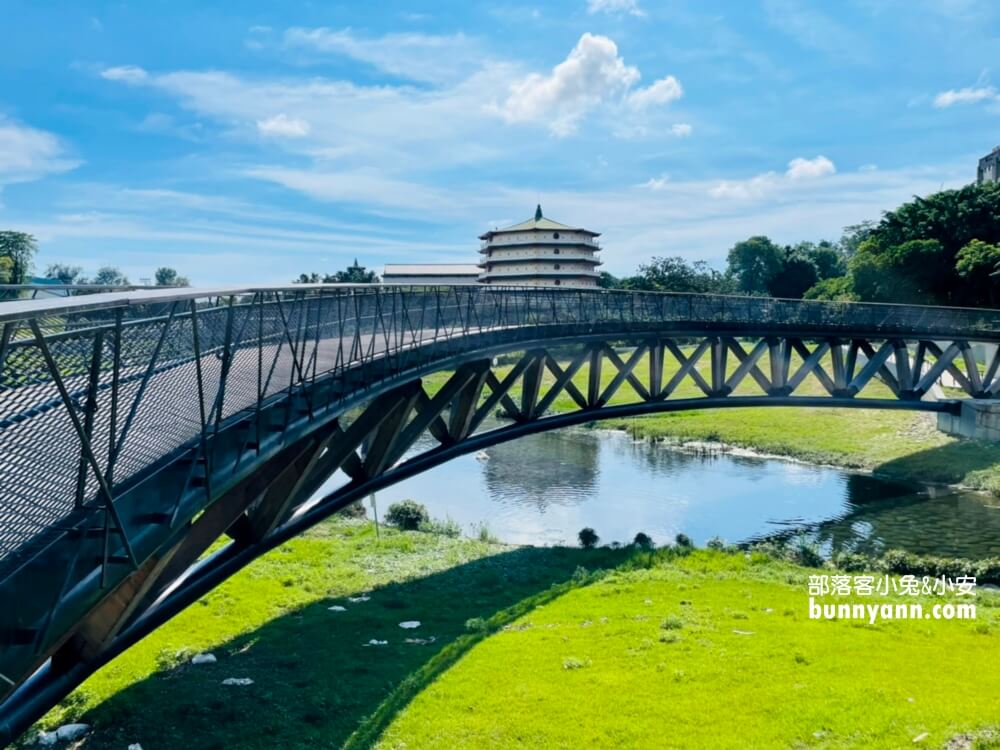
[[382, 263, 480, 285], [478, 205, 602, 288]]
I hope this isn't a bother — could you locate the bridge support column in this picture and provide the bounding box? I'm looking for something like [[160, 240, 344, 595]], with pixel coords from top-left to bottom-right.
[[937, 399, 1000, 440]]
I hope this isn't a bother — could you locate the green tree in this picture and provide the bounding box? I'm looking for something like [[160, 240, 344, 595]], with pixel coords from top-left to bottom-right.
[[597, 271, 620, 289], [955, 239, 1000, 307], [0, 231, 38, 284], [859, 181, 1000, 305], [89, 266, 130, 286], [838, 221, 876, 257], [155, 267, 190, 286], [635, 256, 733, 294], [45, 264, 84, 284], [874, 182, 1000, 258], [726, 236, 784, 295], [767, 247, 818, 299], [849, 238, 950, 304], [797, 241, 846, 280], [333, 259, 378, 283], [295, 260, 379, 284], [803, 276, 857, 301], [0, 256, 12, 284]]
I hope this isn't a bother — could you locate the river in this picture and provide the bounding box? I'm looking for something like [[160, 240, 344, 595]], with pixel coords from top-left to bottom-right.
[[322, 425, 1000, 559]]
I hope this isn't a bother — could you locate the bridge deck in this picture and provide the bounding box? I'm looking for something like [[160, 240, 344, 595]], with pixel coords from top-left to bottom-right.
[[2, 286, 999, 577]]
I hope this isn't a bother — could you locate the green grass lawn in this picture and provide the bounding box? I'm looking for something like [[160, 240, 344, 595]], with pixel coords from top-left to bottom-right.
[[423, 346, 1000, 493], [374, 549, 1000, 750], [23, 519, 1000, 750]]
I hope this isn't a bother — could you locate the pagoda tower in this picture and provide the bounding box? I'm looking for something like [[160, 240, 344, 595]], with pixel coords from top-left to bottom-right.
[[478, 205, 602, 287]]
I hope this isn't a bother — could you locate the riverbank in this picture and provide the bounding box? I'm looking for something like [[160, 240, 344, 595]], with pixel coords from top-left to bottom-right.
[[604, 407, 1000, 494], [20, 520, 998, 749]]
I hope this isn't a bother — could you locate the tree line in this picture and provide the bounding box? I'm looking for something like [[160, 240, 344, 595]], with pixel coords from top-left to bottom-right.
[[602, 181, 1000, 308], [294, 259, 379, 284], [0, 231, 189, 289]]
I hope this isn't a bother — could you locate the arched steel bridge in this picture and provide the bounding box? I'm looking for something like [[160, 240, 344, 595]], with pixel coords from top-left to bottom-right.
[[2, 284, 1000, 741]]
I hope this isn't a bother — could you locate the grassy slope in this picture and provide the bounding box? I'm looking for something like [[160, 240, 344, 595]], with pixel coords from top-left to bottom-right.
[[376, 550, 1000, 750], [31, 521, 999, 750], [423, 347, 1000, 492], [20, 519, 627, 749]]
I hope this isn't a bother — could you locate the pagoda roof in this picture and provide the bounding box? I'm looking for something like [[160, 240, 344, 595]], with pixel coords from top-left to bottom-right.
[[479, 205, 600, 239]]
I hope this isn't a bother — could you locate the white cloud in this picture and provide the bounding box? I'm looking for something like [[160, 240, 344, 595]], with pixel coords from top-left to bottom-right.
[[0, 117, 79, 187], [786, 155, 836, 180], [671, 122, 693, 137], [256, 113, 311, 138], [100, 65, 149, 84], [497, 33, 681, 135], [710, 156, 836, 199], [639, 174, 669, 190], [709, 172, 780, 200], [933, 85, 999, 107], [587, 0, 645, 17], [283, 27, 482, 84], [626, 76, 683, 110]]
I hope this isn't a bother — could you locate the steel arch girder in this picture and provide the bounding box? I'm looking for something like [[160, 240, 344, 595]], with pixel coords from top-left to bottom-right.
[[0, 329, 975, 743]]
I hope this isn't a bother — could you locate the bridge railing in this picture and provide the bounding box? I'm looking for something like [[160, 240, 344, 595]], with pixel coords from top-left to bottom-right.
[[2, 284, 1000, 577]]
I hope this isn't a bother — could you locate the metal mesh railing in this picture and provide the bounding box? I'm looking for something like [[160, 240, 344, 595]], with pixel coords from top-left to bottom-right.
[[2, 284, 1000, 575]]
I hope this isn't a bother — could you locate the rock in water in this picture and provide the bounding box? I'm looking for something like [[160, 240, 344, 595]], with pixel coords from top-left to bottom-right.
[[222, 677, 254, 686], [191, 652, 217, 665], [328, 605, 347, 612], [398, 621, 421, 629]]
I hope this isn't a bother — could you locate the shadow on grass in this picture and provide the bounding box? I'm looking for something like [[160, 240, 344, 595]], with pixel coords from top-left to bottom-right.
[[874, 439, 1000, 491], [74, 544, 632, 750]]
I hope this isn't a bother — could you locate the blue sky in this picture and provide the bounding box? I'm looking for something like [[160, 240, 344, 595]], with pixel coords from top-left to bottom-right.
[[0, 0, 998, 284]]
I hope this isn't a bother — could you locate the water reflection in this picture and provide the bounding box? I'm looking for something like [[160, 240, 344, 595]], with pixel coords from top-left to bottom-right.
[[481, 429, 600, 511], [361, 426, 1000, 559]]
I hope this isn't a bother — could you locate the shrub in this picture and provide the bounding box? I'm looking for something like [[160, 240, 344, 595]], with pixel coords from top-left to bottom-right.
[[385, 500, 429, 530], [674, 533, 693, 549], [465, 617, 488, 633], [337, 501, 367, 519], [562, 656, 590, 670], [660, 616, 684, 630], [878, 549, 915, 574], [833, 551, 869, 572], [473, 521, 499, 544], [706, 536, 726, 551], [633, 532, 654, 549], [578, 527, 600, 549], [789, 538, 824, 568], [419, 516, 460, 537]]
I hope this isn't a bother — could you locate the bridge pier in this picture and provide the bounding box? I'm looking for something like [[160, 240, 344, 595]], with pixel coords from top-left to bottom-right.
[[937, 399, 1000, 441]]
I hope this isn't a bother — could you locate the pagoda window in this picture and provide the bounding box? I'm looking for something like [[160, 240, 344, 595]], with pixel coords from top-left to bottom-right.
[[554, 232, 560, 239], [554, 263, 561, 270], [554, 247, 560, 254], [555, 279, 561, 285]]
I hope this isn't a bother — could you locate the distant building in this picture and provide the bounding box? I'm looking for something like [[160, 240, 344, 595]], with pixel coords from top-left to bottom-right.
[[382, 263, 480, 285], [478, 205, 601, 288], [978, 146, 1000, 185]]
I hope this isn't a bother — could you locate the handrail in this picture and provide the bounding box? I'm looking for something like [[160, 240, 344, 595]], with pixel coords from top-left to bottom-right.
[[1, 283, 1000, 329]]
